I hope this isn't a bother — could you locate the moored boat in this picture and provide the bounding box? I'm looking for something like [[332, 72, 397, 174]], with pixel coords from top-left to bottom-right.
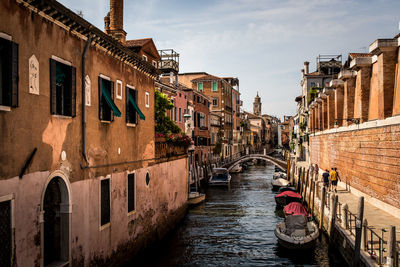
[[188, 192, 206, 206], [275, 202, 319, 250], [278, 186, 297, 193], [209, 168, 231, 186], [271, 178, 290, 191], [273, 171, 287, 180], [274, 215, 319, 250], [275, 190, 302, 207], [230, 164, 243, 173]]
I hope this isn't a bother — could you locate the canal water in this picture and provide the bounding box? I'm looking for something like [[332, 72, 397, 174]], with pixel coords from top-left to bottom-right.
[[126, 163, 347, 267]]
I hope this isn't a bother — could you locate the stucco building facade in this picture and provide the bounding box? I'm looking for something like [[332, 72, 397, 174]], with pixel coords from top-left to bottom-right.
[[0, 0, 188, 266]]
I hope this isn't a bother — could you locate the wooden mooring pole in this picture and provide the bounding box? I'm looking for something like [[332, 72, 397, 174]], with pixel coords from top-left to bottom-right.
[[353, 196, 364, 267], [329, 195, 338, 238], [319, 186, 326, 231], [311, 180, 316, 216], [387, 226, 398, 267]]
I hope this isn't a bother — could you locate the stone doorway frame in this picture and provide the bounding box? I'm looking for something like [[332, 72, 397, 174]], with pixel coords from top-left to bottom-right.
[[40, 170, 72, 267]]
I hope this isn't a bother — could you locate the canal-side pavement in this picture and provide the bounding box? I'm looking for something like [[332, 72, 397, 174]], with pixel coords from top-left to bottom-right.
[[296, 160, 400, 238], [295, 160, 400, 266]]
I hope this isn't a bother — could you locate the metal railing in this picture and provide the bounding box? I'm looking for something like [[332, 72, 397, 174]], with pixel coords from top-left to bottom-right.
[[313, 181, 397, 266]]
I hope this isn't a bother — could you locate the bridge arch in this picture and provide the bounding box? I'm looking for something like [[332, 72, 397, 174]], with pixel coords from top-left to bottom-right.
[[223, 154, 287, 172]]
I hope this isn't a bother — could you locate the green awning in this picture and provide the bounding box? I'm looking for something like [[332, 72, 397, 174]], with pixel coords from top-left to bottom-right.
[[102, 83, 121, 117], [128, 91, 145, 120]]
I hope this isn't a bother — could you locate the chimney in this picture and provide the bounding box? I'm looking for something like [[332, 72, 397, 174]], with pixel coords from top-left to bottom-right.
[[104, 0, 126, 44], [304, 61, 309, 74]]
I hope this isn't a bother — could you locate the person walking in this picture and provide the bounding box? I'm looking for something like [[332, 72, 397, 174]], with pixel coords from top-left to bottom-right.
[[331, 167, 340, 192], [322, 169, 330, 190]]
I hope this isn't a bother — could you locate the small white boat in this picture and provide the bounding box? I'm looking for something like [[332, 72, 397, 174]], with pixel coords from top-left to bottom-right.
[[271, 178, 290, 191], [188, 192, 206, 206], [209, 168, 231, 186], [230, 164, 243, 173], [273, 171, 287, 180]]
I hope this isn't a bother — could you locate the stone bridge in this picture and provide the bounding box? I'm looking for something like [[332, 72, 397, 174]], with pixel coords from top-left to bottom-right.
[[221, 154, 288, 172]]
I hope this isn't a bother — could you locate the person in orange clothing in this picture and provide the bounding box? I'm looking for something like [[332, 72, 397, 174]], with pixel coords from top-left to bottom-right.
[[330, 168, 340, 192]]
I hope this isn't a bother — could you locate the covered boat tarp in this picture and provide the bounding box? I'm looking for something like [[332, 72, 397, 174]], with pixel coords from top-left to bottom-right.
[[285, 215, 308, 235], [276, 191, 302, 199], [284, 202, 308, 217]]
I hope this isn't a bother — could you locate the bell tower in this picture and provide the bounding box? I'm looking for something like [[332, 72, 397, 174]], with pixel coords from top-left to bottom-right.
[[253, 92, 261, 116]]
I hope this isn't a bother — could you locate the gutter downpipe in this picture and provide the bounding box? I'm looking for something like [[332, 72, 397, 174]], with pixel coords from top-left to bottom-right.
[[82, 36, 92, 164]]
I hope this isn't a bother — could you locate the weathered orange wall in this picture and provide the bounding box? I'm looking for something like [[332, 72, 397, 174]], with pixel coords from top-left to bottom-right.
[[310, 125, 400, 209], [393, 50, 400, 115]]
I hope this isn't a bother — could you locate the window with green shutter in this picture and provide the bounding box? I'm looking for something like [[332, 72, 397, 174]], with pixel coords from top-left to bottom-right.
[[98, 76, 121, 122], [212, 81, 218, 91], [50, 59, 76, 117], [197, 82, 203, 92]]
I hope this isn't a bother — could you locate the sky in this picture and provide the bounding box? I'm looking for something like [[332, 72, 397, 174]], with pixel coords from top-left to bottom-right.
[[59, 0, 400, 120]]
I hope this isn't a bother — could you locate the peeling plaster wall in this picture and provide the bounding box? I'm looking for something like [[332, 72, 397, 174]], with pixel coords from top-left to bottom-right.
[[0, 158, 188, 266]]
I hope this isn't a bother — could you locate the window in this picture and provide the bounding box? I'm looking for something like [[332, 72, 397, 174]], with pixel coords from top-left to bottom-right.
[[0, 197, 12, 266], [170, 100, 174, 120], [100, 178, 110, 226], [310, 82, 316, 87], [126, 85, 145, 124], [0, 36, 18, 109], [116, 80, 122, 100], [174, 107, 177, 121], [50, 57, 76, 116], [145, 172, 150, 187], [197, 82, 203, 92], [98, 75, 121, 122], [179, 107, 182, 122], [152, 60, 157, 68], [211, 132, 215, 144], [193, 111, 197, 127], [145, 92, 150, 108], [127, 173, 135, 213], [197, 96, 201, 103], [142, 55, 147, 61], [213, 97, 218, 107], [212, 81, 218, 91]]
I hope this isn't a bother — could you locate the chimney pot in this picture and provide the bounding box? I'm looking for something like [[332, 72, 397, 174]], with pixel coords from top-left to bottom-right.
[[304, 61, 309, 74]]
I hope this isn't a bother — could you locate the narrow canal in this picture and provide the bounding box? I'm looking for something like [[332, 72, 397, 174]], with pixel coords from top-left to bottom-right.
[[127, 163, 347, 266]]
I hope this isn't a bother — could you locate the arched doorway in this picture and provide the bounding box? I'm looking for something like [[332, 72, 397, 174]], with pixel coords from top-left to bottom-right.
[[42, 175, 70, 266]]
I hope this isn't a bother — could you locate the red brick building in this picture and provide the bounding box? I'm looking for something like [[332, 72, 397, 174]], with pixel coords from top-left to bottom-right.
[[308, 34, 400, 213]]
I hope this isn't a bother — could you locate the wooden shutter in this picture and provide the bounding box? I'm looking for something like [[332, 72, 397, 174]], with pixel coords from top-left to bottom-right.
[[70, 66, 76, 117], [49, 59, 57, 114], [11, 42, 18, 107], [110, 81, 114, 121], [134, 89, 138, 124], [194, 111, 197, 127], [125, 86, 130, 123], [98, 76, 103, 120]]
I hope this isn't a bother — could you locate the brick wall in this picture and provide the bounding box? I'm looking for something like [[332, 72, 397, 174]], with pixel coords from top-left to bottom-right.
[[310, 124, 400, 209]]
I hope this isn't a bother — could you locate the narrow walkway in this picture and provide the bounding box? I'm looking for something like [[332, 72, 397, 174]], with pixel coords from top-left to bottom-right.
[[335, 185, 400, 241]]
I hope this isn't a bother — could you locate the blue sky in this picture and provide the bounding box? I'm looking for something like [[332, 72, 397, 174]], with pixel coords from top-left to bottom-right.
[[59, 0, 400, 119]]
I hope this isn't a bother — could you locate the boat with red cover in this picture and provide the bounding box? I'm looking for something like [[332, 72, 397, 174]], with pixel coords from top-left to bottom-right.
[[274, 202, 319, 250], [275, 202, 319, 249], [275, 191, 302, 207]]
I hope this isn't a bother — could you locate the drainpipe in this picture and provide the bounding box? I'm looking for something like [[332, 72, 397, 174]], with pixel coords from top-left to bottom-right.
[[82, 36, 92, 163]]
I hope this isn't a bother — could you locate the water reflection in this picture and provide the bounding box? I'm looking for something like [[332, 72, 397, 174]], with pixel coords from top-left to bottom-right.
[[125, 164, 347, 267]]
